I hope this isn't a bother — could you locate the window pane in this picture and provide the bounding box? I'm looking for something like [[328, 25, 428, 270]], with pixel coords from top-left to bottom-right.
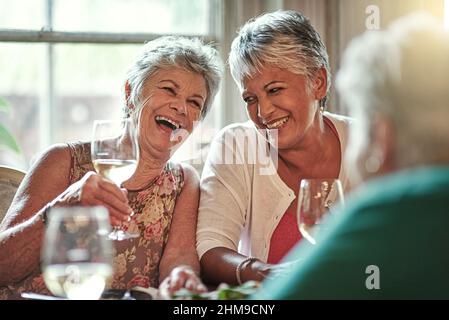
[[52, 44, 141, 144], [0, 0, 46, 30], [0, 0, 216, 170], [0, 43, 46, 169], [53, 0, 210, 35]]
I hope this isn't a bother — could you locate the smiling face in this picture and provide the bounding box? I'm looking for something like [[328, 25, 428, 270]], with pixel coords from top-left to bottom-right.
[[241, 65, 326, 150], [134, 67, 207, 158]]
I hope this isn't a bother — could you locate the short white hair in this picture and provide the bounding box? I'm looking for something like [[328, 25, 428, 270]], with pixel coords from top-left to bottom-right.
[[125, 36, 223, 120], [229, 10, 331, 108], [336, 12, 449, 168]]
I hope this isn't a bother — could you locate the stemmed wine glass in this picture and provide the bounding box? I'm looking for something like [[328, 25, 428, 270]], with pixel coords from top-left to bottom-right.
[[91, 119, 139, 240], [41, 206, 114, 300], [297, 179, 344, 245]]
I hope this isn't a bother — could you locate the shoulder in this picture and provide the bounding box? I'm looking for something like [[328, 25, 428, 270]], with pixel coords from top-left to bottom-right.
[[166, 161, 199, 194], [33, 141, 91, 168], [66, 141, 92, 166], [178, 162, 200, 186], [31, 143, 72, 171], [213, 121, 257, 142], [13, 144, 73, 203], [334, 168, 444, 234], [209, 121, 263, 161], [349, 167, 449, 209], [324, 111, 353, 154], [324, 111, 354, 129]]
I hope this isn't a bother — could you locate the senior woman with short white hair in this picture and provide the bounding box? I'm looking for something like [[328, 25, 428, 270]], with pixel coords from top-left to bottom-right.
[[0, 36, 222, 299], [254, 12, 449, 299]]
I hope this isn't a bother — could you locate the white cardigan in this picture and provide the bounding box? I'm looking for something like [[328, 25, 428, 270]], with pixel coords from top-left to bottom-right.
[[197, 112, 352, 262]]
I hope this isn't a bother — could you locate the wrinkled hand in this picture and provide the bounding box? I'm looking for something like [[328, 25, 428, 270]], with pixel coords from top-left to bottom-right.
[[158, 266, 207, 300], [56, 171, 132, 226]]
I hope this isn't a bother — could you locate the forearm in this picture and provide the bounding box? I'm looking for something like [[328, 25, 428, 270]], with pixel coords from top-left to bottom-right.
[[200, 247, 270, 286], [158, 251, 201, 283], [0, 187, 80, 286], [0, 210, 45, 286]]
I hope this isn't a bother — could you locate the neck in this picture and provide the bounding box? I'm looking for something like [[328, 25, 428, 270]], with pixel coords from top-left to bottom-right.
[[277, 113, 333, 175], [124, 149, 169, 190]]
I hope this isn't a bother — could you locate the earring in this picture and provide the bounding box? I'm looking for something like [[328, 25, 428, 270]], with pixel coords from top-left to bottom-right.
[[364, 154, 381, 174], [317, 100, 324, 113], [320, 99, 325, 113]]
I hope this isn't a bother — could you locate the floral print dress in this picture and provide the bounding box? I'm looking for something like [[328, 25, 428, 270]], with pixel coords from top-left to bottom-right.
[[0, 141, 184, 299]]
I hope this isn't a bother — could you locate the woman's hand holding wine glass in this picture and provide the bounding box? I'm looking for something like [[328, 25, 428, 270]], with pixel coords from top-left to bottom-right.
[[91, 119, 139, 240], [65, 172, 133, 227]]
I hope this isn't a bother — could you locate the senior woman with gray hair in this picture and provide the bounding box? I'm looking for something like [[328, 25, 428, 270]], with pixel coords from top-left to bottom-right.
[[197, 10, 352, 286], [0, 36, 222, 299], [253, 13, 449, 299]]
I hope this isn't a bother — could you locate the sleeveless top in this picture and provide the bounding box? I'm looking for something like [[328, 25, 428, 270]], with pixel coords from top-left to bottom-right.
[[267, 116, 341, 264], [0, 141, 184, 299]]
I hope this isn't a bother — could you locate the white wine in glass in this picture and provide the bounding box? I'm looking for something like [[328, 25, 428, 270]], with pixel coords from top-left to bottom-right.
[[297, 179, 344, 245], [92, 159, 137, 186], [91, 119, 139, 240], [42, 206, 114, 300]]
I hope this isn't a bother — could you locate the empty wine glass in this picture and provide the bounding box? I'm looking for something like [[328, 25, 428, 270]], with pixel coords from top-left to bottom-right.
[[41, 206, 114, 300], [297, 179, 344, 245], [91, 119, 139, 240]]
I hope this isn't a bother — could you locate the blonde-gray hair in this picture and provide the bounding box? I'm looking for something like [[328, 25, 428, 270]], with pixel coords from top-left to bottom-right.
[[229, 10, 331, 108], [337, 12, 449, 168]]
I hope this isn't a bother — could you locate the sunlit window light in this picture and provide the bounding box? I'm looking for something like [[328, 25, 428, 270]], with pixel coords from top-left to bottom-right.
[[444, 0, 449, 30]]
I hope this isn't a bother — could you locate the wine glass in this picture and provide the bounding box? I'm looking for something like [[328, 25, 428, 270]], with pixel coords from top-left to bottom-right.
[[91, 119, 139, 240], [297, 179, 344, 245], [41, 206, 114, 300]]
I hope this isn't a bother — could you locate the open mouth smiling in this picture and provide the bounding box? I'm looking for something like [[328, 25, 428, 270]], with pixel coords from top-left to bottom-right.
[[265, 116, 289, 129], [155, 115, 182, 131]]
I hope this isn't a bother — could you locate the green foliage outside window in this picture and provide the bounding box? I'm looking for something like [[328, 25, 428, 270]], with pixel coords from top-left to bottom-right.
[[0, 98, 20, 153]]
